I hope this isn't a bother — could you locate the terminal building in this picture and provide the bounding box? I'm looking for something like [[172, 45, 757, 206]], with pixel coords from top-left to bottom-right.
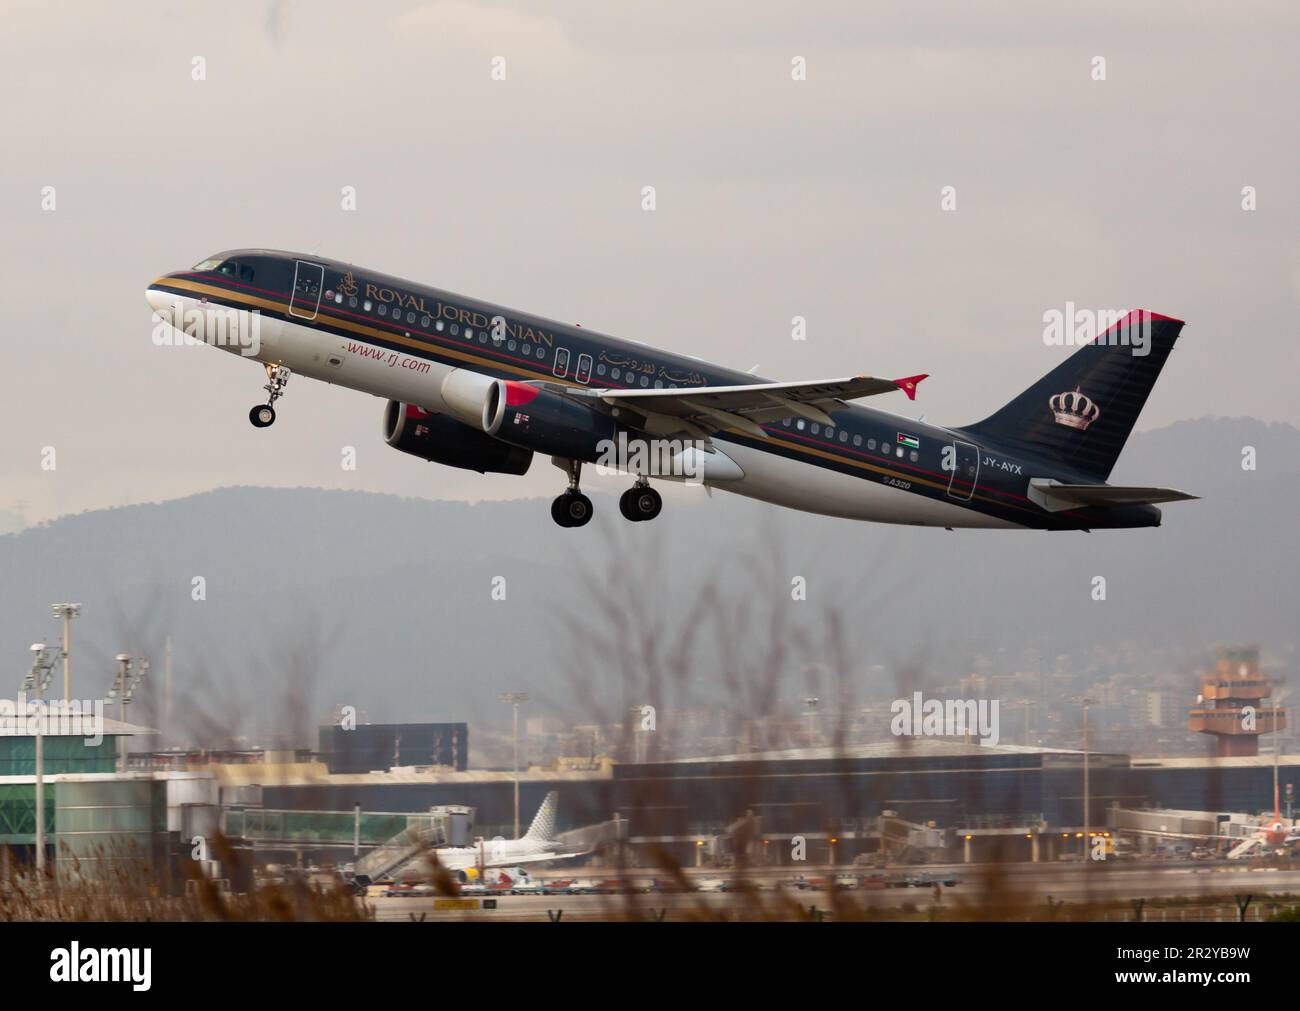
[[5, 715, 1299, 879]]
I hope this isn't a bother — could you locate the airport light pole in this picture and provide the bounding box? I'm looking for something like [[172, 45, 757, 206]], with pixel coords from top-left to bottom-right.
[[1077, 697, 1097, 859], [500, 692, 529, 838], [51, 604, 81, 704], [107, 654, 146, 772], [23, 644, 58, 876]]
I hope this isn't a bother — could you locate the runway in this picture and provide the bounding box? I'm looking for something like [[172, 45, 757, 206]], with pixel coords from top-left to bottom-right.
[[367, 861, 1300, 921]]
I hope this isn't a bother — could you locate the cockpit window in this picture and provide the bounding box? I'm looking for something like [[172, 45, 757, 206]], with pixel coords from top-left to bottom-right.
[[193, 257, 223, 271], [214, 259, 255, 283]]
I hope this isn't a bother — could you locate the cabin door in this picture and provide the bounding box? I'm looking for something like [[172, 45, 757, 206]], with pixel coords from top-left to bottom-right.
[[946, 441, 980, 501], [289, 261, 325, 320]]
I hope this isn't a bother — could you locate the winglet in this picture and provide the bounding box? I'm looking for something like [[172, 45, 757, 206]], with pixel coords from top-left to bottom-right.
[[893, 374, 928, 401]]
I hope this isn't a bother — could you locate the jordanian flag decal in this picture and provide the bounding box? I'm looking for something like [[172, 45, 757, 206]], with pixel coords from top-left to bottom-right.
[[897, 433, 920, 450]]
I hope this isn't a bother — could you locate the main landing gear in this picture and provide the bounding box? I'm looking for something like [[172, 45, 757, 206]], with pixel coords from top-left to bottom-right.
[[249, 364, 291, 428], [551, 459, 593, 528], [619, 480, 662, 522], [548, 461, 664, 528]]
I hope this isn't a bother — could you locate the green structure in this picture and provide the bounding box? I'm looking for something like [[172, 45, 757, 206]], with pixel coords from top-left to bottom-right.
[[0, 710, 155, 870]]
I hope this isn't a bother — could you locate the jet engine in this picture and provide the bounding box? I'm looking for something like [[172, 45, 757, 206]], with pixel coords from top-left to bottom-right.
[[383, 400, 532, 475], [483, 380, 618, 461]]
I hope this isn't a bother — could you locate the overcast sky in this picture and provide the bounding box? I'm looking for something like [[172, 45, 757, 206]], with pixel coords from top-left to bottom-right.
[[2, 0, 1297, 528]]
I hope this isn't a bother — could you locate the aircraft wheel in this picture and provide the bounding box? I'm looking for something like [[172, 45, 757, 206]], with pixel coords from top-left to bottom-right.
[[552, 493, 592, 527], [561, 492, 593, 527], [618, 488, 639, 521], [249, 404, 276, 428], [624, 485, 661, 522]]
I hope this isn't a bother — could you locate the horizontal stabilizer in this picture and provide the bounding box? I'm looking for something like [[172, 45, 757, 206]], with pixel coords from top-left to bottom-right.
[[1028, 478, 1198, 513]]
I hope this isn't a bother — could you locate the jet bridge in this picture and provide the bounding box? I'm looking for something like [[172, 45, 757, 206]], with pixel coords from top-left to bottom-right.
[[350, 806, 473, 886]]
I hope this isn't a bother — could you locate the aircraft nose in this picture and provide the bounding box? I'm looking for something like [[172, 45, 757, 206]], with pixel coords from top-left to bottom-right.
[[146, 279, 178, 321]]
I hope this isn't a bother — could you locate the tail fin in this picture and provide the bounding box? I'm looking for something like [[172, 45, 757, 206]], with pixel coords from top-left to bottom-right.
[[523, 791, 558, 841], [960, 310, 1183, 480]]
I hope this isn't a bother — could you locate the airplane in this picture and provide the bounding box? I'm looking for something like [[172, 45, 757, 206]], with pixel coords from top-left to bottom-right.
[[146, 250, 1197, 529], [1228, 735, 1299, 859], [418, 791, 588, 875]]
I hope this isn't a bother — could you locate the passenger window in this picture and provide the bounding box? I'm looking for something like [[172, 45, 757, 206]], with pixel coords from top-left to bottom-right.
[[853, 435, 862, 446]]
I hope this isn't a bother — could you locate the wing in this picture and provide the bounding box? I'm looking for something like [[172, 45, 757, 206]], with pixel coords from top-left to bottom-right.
[[1028, 479, 1199, 513], [576, 373, 928, 439]]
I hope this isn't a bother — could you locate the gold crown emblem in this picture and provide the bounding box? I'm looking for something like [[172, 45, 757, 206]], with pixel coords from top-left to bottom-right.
[[1049, 388, 1100, 430], [338, 271, 358, 297]]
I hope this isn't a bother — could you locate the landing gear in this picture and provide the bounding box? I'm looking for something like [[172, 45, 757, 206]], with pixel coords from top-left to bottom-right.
[[550, 458, 593, 528], [249, 364, 291, 428], [551, 491, 593, 528], [249, 404, 276, 428], [619, 482, 662, 522]]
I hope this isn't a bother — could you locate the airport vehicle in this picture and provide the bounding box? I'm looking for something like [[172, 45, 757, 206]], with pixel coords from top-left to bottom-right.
[[147, 252, 1196, 529], [782, 874, 829, 891]]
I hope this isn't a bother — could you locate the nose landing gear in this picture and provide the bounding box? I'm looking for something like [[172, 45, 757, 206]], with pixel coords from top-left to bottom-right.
[[249, 364, 291, 428]]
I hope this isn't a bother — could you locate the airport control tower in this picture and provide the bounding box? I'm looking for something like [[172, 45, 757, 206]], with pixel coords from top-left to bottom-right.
[[1188, 646, 1285, 757]]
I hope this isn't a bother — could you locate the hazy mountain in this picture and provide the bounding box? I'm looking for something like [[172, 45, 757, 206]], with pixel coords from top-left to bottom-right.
[[0, 416, 1294, 749]]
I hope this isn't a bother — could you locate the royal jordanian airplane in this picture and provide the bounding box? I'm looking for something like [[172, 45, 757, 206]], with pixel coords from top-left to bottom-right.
[[146, 250, 1196, 529]]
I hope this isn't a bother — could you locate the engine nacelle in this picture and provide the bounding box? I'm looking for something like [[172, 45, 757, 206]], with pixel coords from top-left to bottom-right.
[[484, 380, 618, 462], [384, 401, 533, 475]]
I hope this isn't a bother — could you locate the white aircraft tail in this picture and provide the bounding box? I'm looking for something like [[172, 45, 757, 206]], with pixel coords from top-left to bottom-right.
[[523, 791, 558, 842]]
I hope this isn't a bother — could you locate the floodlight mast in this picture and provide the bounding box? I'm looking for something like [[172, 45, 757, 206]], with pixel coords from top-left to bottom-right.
[[50, 603, 81, 703], [500, 692, 529, 838], [26, 643, 57, 875]]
